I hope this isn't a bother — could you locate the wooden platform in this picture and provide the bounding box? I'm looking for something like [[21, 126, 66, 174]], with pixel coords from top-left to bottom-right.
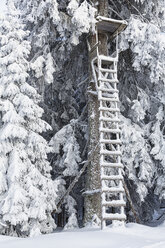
[[96, 16, 127, 39]]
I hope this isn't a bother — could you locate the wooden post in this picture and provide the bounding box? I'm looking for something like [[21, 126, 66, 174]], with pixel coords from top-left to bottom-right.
[[84, 0, 109, 225]]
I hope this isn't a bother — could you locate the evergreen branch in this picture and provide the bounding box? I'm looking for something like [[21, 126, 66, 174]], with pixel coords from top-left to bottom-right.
[[109, 0, 124, 20], [52, 143, 99, 215], [108, 6, 123, 20], [122, 179, 140, 224], [125, 0, 149, 23]]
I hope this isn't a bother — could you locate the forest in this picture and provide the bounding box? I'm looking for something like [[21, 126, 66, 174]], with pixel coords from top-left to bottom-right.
[[0, 0, 165, 247]]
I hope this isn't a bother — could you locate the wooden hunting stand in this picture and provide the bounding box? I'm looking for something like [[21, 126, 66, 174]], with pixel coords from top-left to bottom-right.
[[84, 1, 127, 229]]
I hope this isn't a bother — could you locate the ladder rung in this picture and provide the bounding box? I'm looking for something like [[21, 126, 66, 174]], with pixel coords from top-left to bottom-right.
[[102, 200, 126, 207], [99, 96, 119, 102], [100, 128, 121, 133], [99, 107, 120, 112], [98, 77, 119, 83], [102, 187, 124, 193], [100, 150, 122, 156], [102, 213, 126, 221], [100, 139, 121, 144], [101, 175, 123, 180], [100, 68, 117, 73], [99, 55, 118, 62], [100, 162, 123, 168], [99, 96, 118, 102], [99, 117, 120, 122], [98, 87, 118, 93]]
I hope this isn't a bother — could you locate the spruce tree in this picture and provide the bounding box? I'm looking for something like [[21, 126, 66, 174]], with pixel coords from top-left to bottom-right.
[[0, 1, 57, 237]]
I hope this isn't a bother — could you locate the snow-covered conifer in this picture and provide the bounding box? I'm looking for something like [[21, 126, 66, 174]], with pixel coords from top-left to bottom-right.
[[68, 0, 96, 45], [50, 120, 81, 227], [114, 0, 165, 221], [50, 120, 81, 177], [0, 1, 57, 237], [14, 0, 60, 100]]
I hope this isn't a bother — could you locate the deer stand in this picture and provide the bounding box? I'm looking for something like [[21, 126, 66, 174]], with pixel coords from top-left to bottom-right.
[[85, 16, 127, 229]]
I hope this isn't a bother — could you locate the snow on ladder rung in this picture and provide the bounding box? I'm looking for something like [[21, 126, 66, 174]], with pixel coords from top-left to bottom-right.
[[99, 117, 120, 122], [100, 162, 123, 168], [99, 96, 116, 102], [100, 150, 122, 156], [102, 200, 126, 207], [99, 55, 118, 62], [98, 77, 119, 83], [98, 96, 119, 102], [99, 68, 117, 73], [99, 107, 120, 112], [99, 96, 119, 102], [102, 186, 124, 193], [102, 213, 126, 221], [101, 175, 123, 180], [100, 138, 121, 144], [100, 127, 121, 133]]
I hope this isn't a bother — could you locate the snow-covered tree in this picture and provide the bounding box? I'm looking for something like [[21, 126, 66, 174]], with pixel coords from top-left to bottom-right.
[[50, 120, 81, 177], [115, 0, 165, 221], [14, 0, 93, 227], [50, 120, 81, 228], [0, 1, 57, 237], [67, 0, 96, 45], [12, 0, 59, 105], [14, 0, 96, 130]]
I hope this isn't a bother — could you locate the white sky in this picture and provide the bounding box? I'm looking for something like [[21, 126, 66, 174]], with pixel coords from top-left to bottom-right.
[[0, 0, 7, 14]]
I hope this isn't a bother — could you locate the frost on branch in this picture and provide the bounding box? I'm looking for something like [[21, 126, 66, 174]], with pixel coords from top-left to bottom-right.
[[121, 116, 155, 202], [149, 106, 165, 199], [45, 53, 55, 85], [50, 120, 81, 227], [50, 120, 81, 177], [67, 0, 79, 16], [120, 16, 165, 84], [118, 8, 165, 213], [64, 196, 78, 230], [18, 0, 60, 25], [14, 0, 60, 99], [69, 0, 96, 45]]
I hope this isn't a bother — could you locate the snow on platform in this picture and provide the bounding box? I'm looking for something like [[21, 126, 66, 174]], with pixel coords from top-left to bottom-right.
[[0, 223, 165, 248]]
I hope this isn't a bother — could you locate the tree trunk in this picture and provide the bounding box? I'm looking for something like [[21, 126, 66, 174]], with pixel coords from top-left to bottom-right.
[[84, 0, 109, 225]]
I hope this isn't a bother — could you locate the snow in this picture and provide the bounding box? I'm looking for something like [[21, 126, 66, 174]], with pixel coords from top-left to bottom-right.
[[70, 0, 96, 45], [83, 189, 101, 195], [0, 0, 7, 14], [0, 224, 165, 248], [50, 120, 81, 177], [120, 16, 165, 84]]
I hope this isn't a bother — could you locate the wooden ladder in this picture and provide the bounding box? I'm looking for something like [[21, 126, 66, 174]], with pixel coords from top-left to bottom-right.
[[91, 33, 126, 229]]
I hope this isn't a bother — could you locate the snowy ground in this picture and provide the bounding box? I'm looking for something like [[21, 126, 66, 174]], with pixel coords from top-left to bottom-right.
[[0, 223, 165, 248]]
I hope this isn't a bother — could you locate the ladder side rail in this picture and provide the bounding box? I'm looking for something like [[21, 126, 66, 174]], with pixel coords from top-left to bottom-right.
[[91, 57, 99, 91], [115, 104, 125, 218], [116, 32, 119, 60]]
